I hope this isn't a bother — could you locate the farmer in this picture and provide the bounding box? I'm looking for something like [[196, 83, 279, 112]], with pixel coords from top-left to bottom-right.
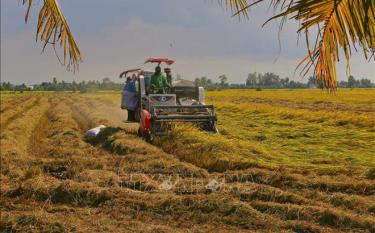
[[150, 66, 168, 93], [164, 67, 173, 87], [123, 75, 138, 121], [125, 75, 136, 92]]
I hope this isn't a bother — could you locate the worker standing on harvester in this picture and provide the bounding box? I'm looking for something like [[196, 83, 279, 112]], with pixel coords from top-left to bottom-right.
[[122, 75, 138, 122], [164, 68, 172, 87], [151, 66, 168, 93]]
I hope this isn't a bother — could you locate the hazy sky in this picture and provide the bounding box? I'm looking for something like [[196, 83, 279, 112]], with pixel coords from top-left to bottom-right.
[[1, 0, 374, 84]]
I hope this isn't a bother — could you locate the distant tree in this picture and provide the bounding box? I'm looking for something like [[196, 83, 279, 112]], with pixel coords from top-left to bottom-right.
[[102, 77, 112, 89], [280, 78, 289, 88], [307, 76, 317, 88], [218, 75, 228, 88], [201, 77, 208, 87], [338, 80, 348, 88], [360, 78, 372, 88], [263, 72, 280, 87], [348, 75, 356, 88], [72, 81, 78, 92], [246, 72, 258, 87], [194, 78, 200, 86], [1, 82, 12, 90], [245, 72, 310, 89], [195, 77, 215, 89]]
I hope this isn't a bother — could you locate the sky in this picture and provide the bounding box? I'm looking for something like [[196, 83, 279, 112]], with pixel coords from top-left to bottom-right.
[[1, 0, 374, 85]]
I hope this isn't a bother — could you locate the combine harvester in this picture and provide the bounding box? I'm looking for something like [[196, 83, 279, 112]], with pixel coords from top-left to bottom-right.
[[120, 58, 217, 141]]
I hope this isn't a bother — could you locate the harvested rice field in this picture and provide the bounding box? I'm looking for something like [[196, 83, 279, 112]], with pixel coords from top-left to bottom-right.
[[1, 89, 375, 233]]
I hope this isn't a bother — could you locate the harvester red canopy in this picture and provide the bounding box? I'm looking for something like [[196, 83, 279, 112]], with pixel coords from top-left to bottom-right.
[[145, 58, 175, 65]]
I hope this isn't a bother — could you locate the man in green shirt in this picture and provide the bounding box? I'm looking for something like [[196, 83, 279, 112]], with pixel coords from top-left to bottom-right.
[[150, 66, 168, 93]]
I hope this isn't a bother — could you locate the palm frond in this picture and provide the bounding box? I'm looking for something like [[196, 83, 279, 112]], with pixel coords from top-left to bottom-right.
[[23, 0, 81, 72], [228, 0, 375, 89], [291, 0, 375, 89], [218, 0, 250, 19]]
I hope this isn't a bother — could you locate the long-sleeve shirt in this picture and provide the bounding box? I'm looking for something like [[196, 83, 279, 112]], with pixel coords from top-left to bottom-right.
[[124, 80, 136, 93], [150, 73, 167, 89]]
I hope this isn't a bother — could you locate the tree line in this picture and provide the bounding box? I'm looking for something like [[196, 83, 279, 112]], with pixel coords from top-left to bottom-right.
[[1, 73, 373, 92], [0, 77, 122, 92], [195, 73, 373, 90], [338, 75, 373, 88]]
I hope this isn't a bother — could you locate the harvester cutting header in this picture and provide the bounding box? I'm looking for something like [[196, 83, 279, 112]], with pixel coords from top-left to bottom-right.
[[120, 58, 217, 141]]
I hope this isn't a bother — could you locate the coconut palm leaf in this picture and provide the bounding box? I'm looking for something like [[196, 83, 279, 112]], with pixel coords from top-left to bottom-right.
[[229, 0, 375, 89], [219, 0, 250, 19], [23, 0, 81, 72]]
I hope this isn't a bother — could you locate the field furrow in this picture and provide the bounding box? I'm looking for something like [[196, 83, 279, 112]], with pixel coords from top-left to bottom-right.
[[1, 96, 50, 184], [1, 96, 41, 130], [0, 95, 32, 113]]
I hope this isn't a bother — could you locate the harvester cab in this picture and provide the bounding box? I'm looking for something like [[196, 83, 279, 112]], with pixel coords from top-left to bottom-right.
[[120, 58, 217, 141]]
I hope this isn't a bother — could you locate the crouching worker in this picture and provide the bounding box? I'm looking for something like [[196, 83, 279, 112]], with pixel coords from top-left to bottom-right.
[[121, 75, 139, 122]]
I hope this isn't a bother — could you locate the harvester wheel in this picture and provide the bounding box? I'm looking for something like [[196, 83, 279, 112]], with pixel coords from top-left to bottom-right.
[[143, 131, 152, 142], [202, 120, 218, 133], [137, 128, 152, 142], [137, 127, 152, 141]]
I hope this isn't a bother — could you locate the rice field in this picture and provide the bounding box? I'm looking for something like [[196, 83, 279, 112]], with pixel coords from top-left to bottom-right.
[[1, 89, 374, 233]]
